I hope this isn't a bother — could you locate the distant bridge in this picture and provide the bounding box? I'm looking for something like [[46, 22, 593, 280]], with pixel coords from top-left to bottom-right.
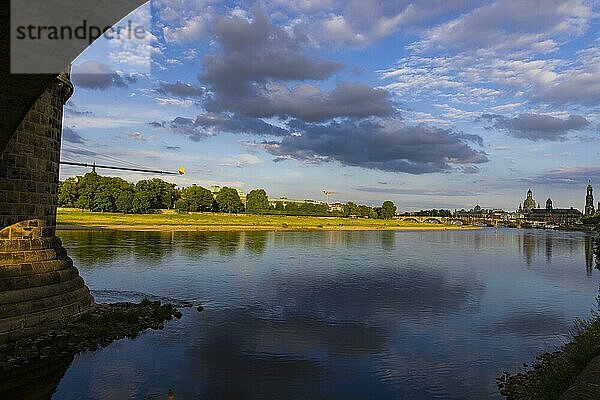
[[396, 216, 516, 227]]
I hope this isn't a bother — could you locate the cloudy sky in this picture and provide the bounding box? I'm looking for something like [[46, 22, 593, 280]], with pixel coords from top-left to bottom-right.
[[62, 0, 600, 211]]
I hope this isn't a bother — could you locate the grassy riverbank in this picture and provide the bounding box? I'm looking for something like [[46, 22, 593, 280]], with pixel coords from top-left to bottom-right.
[[499, 303, 600, 400], [56, 209, 474, 231]]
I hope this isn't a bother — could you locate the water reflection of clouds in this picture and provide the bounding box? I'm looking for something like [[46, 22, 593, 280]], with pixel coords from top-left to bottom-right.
[[50, 229, 598, 399], [187, 308, 388, 399], [480, 310, 569, 338], [180, 263, 486, 398], [263, 268, 485, 321]]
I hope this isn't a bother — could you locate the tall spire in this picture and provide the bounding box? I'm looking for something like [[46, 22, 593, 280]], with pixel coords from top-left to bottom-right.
[[585, 180, 595, 215]]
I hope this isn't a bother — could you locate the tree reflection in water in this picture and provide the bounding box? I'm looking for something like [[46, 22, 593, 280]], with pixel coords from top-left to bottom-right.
[[243, 231, 268, 256]]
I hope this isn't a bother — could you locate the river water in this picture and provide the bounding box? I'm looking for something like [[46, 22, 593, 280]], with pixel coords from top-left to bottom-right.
[[48, 228, 597, 399]]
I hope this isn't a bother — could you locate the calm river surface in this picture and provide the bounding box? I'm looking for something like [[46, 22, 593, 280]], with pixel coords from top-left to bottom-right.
[[50, 228, 597, 399]]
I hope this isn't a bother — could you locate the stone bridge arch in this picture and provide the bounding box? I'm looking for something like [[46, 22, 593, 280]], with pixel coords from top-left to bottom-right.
[[401, 217, 420, 223], [0, 1, 151, 341]]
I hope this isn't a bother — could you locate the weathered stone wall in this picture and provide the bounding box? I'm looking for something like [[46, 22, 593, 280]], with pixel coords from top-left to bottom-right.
[[0, 70, 69, 239], [0, 69, 94, 343]]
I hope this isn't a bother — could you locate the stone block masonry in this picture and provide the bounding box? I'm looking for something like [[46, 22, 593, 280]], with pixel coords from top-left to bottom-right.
[[0, 67, 94, 343]]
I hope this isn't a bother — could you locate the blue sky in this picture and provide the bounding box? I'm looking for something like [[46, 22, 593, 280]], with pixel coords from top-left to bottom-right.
[[61, 0, 600, 211]]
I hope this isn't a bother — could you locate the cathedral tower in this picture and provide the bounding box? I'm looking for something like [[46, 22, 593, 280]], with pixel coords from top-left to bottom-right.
[[585, 180, 595, 215]]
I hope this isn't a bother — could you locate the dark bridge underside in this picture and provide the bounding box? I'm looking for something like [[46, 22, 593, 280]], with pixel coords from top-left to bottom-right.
[[0, 0, 146, 156], [0, 3, 55, 155]]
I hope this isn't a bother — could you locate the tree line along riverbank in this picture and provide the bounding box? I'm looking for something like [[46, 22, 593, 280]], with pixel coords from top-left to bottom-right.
[[58, 172, 399, 219]]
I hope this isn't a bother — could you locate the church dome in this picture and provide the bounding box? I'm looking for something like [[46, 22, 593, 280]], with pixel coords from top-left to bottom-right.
[[523, 189, 536, 211]]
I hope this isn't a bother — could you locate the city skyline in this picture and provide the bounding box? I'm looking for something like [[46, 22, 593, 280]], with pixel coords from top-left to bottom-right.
[[60, 0, 600, 212]]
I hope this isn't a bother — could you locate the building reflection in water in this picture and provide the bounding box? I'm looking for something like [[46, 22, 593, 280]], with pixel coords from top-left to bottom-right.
[[520, 231, 595, 276], [546, 234, 553, 265], [585, 234, 594, 276], [521, 233, 536, 266]]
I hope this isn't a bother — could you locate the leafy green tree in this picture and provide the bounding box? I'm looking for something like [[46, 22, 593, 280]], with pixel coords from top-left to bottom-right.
[[73, 172, 101, 211], [274, 201, 284, 211], [296, 202, 329, 216], [284, 202, 299, 214], [343, 202, 375, 218], [298, 202, 315, 215], [58, 177, 78, 207], [74, 194, 91, 211], [175, 198, 188, 213], [173, 188, 183, 205], [316, 203, 329, 215], [93, 184, 116, 212], [115, 190, 134, 213], [183, 185, 214, 211], [57, 172, 182, 214], [215, 187, 243, 213], [583, 214, 600, 225], [358, 205, 377, 219], [132, 191, 150, 213], [415, 209, 452, 217], [343, 201, 359, 217], [83, 176, 132, 212], [246, 189, 270, 213], [135, 178, 177, 209], [379, 201, 397, 219]]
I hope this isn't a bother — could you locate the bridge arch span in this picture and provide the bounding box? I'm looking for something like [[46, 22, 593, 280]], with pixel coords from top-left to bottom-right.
[[402, 217, 420, 223], [1, 0, 159, 341], [1, 0, 148, 154]]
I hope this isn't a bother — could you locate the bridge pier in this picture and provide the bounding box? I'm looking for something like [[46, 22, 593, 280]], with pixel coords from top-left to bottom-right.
[[0, 68, 94, 343]]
